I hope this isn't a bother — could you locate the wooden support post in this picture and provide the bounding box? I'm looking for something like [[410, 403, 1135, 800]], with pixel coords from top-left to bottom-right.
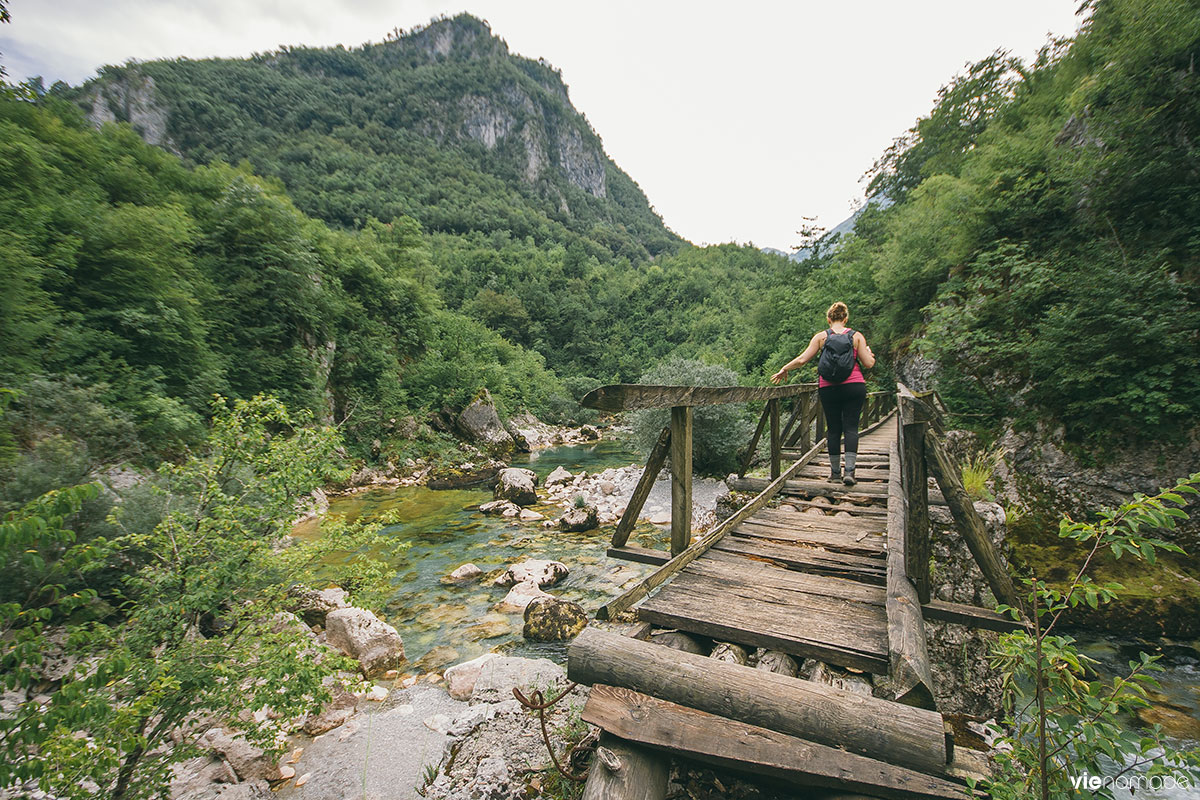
[[769, 398, 781, 480], [780, 394, 805, 445], [925, 434, 1026, 617], [581, 731, 669, 800], [612, 426, 671, 549], [739, 406, 770, 478], [900, 418, 931, 604], [669, 406, 693, 557], [568, 628, 950, 775], [800, 394, 813, 451], [887, 441, 937, 710]]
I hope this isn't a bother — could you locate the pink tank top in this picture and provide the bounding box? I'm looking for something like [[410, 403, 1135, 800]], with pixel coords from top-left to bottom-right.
[[818, 331, 866, 388]]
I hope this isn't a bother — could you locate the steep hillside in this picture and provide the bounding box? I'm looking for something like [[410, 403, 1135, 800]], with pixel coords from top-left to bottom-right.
[[70, 14, 681, 262]]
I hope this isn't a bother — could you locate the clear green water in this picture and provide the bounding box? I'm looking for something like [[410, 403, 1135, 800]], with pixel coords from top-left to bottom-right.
[[294, 439, 660, 673]]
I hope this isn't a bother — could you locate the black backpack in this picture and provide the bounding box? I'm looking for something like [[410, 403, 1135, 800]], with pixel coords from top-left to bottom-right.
[[817, 328, 857, 382]]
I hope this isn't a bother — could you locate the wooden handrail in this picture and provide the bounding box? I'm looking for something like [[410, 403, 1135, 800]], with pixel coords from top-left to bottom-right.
[[581, 383, 816, 412]]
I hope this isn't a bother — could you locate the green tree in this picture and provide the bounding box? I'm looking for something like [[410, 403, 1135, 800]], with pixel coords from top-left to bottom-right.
[[0, 396, 401, 799]]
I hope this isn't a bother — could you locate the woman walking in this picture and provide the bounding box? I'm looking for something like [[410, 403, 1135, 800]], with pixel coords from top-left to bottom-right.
[[770, 302, 875, 485]]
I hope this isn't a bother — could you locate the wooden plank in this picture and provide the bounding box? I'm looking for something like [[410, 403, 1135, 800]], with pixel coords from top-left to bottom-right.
[[752, 507, 887, 532], [596, 440, 827, 620], [695, 551, 886, 606], [712, 537, 887, 584], [732, 522, 885, 557], [798, 466, 891, 481], [670, 406, 693, 557], [923, 599, 1030, 633], [640, 578, 888, 673], [612, 426, 671, 548], [925, 434, 1026, 617], [739, 405, 770, 478], [608, 545, 671, 566], [769, 398, 782, 480], [779, 498, 889, 518], [567, 629, 949, 774], [732, 476, 946, 505], [582, 686, 969, 800], [887, 440, 937, 710], [581, 731, 669, 800], [581, 383, 816, 412]]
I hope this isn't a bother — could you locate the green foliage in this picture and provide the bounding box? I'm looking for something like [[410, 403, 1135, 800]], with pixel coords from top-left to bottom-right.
[[960, 445, 1005, 503], [630, 359, 753, 476], [0, 396, 403, 799], [986, 475, 1200, 799]]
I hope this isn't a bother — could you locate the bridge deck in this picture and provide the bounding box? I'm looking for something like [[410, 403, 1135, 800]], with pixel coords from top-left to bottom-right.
[[639, 418, 897, 674]]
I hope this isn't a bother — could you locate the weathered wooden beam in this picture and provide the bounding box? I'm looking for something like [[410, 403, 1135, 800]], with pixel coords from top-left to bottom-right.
[[922, 599, 1030, 633], [581, 383, 816, 412], [769, 398, 782, 480], [612, 426, 671, 549], [670, 406, 692, 557], [779, 393, 806, 446], [608, 545, 672, 566], [900, 417, 932, 604], [924, 434, 1026, 617], [887, 441, 937, 710], [582, 686, 970, 800], [739, 405, 770, 478], [595, 439, 825, 620], [568, 629, 949, 775], [581, 731, 669, 800]]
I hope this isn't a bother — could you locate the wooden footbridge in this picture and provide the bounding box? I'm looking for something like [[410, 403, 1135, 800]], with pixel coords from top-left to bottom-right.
[[565, 383, 1029, 799]]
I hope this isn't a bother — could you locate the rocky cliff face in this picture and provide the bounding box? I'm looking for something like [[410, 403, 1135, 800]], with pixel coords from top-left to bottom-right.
[[80, 72, 177, 154], [73, 14, 619, 213]]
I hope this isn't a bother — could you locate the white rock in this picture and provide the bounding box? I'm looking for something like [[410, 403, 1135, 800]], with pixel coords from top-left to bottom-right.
[[470, 656, 567, 703], [445, 563, 483, 583], [444, 653, 498, 701], [324, 608, 405, 678], [494, 581, 551, 613], [518, 508, 545, 522], [493, 559, 569, 588], [545, 466, 573, 487]]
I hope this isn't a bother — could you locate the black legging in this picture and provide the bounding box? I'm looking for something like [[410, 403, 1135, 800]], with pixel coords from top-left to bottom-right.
[[818, 383, 868, 464]]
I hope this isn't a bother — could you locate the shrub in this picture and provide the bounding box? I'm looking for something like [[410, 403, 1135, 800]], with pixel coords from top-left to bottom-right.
[[629, 358, 752, 476]]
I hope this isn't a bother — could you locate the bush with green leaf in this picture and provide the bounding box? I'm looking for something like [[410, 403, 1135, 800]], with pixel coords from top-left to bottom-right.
[[0, 396, 404, 799], [629, 358, 753, 476], [985, 474, 1200, 799]]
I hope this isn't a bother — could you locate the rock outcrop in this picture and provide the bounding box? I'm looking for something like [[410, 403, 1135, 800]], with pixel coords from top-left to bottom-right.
[[522, 597, 588, 642], [456, 389, 516, 457], [323, 608, 406, 678], [493, 559, 568, 588], [493, 467, 538, 506]]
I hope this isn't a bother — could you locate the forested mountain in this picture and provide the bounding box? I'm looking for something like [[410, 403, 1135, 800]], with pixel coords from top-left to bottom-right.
[[71, 14, 681, 262]]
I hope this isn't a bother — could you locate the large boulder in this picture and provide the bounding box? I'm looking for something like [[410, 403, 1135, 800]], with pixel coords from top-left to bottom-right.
[[469, 655, 567, 703], [443, 563, 483, 584], [286, 584, 349, 627], [522, 597, 588, 642], [428, 460, 506, 490], [558, 505, 599, 532], [494, 468, 538, 506], [301, 681, 359, 735], [197, 727, 287, 782], [456, 389, 516, 457], [324, 608, 405, 678], [494, 559, 569, 588]]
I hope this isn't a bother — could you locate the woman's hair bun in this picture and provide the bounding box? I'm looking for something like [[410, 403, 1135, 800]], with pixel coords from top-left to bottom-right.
[[826, 301, 849, 322]]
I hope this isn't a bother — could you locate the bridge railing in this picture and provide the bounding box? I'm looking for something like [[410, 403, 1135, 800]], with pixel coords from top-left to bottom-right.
[[896, 383, 1028, 621], [579, 383, 895, 563]]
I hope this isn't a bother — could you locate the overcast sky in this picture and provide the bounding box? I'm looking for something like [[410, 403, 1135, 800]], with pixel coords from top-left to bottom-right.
[[2, 1, 1084, 251]]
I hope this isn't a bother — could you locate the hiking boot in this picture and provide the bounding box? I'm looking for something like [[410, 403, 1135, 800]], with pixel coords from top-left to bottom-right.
[[842, 470, 857, 487], [829, 470, 842, 483]]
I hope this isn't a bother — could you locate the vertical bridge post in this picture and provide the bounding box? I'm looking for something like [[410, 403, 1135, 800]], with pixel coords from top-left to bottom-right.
[[669, 406, 693, 557], [768, 398, 781, 480], [897, 384, 932, 605]]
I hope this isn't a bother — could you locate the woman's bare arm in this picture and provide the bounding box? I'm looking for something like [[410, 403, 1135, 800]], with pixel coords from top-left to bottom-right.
[[771, 331, 825, 384], [854, 331, 876, 369]]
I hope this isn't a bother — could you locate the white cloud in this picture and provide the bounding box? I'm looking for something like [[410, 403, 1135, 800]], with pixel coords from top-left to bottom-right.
[[2, 0, 1083, 250]]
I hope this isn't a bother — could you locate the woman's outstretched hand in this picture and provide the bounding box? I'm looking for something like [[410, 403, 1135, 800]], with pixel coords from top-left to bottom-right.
[[770, 368, 788, 385]]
